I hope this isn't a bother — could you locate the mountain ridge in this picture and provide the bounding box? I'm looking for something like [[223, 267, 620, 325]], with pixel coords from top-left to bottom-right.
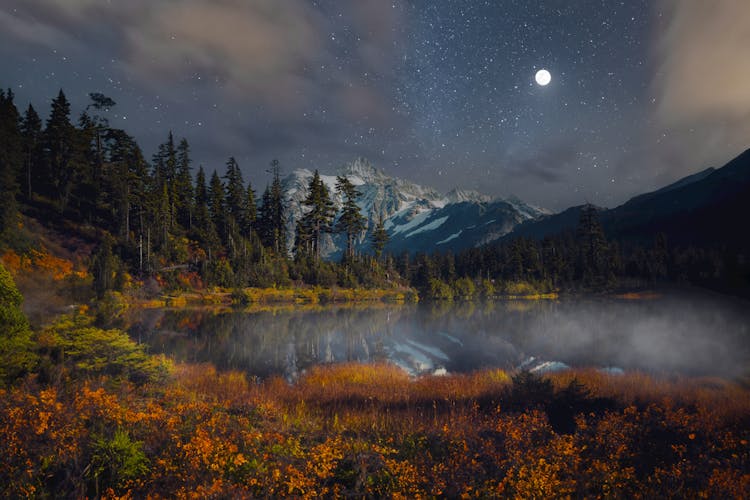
[[280, 157, 546, 258], [503, 148, 750, 248]]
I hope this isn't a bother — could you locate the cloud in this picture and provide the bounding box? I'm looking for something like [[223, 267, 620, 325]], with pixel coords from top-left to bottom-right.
[[0, 0, 403, 119], [652, 0, 750, 167], [504, 144, 578, 184]]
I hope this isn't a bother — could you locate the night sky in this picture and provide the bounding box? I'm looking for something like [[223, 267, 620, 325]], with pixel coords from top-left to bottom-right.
[[2, 1, 750, 210]]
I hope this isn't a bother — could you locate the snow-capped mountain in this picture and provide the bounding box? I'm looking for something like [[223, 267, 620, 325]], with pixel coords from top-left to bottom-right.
[[281, 157, 547, 258]]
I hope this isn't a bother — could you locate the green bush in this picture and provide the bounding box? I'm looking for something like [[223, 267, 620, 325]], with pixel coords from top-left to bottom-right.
[[0, 263, 37, 384], [453, 277, 476, 299], [427, 278, 454, 301], [88, 428, 149, 494], [43, 314, 170, 385]]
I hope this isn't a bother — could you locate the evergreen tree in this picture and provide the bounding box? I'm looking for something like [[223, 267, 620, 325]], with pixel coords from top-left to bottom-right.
[[43, 89, 77, 212], [223, 156, 245, 237], [268, 159, 287, 254], [371, 216, 389, 262], [299, 170, 336, 261], [193, 166, 218, 248], [257, 185, 274, 249], [75, 111, 102, 224], [151, 132, 177, 231], [107, 130, 148, 243], [208, 170, 227, 243], [576, 204, 608, 284], [244, 181, 257, 237], [84, 92, 116, 217], [19, 104, 42, 201], [335, 175, 366, 261], [0, 90, 22, 242], [91, 235, 118, 297], [174, 138, 193, 230]]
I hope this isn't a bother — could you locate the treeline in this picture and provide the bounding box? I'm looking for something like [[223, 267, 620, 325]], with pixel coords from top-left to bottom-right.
[[399, 203, 748, 299], [0, 88, 395, 294], [1, 87, 744, 299]]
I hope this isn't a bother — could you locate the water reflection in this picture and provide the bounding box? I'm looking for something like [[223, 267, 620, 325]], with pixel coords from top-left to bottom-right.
[[123, 292, 750, 380]]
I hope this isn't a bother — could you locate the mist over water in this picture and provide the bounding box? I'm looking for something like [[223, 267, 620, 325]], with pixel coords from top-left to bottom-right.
[[124, 291, 750, 380]]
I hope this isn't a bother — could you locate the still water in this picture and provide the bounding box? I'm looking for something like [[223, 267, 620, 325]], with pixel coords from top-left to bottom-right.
[[123, 291, 750, 380]]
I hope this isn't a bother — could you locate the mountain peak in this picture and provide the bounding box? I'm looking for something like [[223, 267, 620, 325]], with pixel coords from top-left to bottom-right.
[[445, 188, 491, 204], [337, 157, 387, 183]]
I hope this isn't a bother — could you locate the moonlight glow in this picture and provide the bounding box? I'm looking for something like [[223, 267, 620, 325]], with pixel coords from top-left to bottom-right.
[[535, 69, 551, 86]]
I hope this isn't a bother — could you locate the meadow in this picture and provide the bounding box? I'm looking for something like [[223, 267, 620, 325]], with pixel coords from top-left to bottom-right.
[[2, 355, 748, 498]]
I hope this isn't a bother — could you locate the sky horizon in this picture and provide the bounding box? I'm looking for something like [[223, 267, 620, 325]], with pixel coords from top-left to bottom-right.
[[2, 1, 749, 211]]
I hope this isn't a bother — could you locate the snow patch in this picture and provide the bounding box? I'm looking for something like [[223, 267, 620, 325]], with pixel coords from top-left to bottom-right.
[[405, 216, 449, 238], [405, 339, 450, 361], [389, 210, 433, 235], [437, 231, 462, 245]]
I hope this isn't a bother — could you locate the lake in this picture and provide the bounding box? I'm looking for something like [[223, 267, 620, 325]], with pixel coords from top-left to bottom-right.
[[122, 290, 750, 380]]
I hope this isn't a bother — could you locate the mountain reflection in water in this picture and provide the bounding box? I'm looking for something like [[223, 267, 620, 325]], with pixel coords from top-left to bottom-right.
[[122, 292, 750, 381]]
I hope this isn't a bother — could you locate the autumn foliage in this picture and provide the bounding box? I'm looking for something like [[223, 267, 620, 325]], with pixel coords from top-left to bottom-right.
[[0, 359, 748, 498], [0, 263, 748, 497]]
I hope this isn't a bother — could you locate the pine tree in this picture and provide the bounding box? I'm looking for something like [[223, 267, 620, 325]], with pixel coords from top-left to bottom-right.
[[269, 159, 287, 254], [193, 166, 218, 248], [85, 92, 116, 213], [91, 234, 118, 297], [152, 132, 177, 230], [300, 170, 336, 261], [576, 204, 608, 284], [19, 104, 42, 201], [174, 138, 193, 230], [335, 175, 366, 261], [208, 170, 227, 243], [106, 130, 148, 243], [0, 90, 22, 242], [257, 185, 274, 249], [244, 182, 257, 237], [371, 215, 389, 262], [223, 156, 245, 236], [43, 89, 77, 212]]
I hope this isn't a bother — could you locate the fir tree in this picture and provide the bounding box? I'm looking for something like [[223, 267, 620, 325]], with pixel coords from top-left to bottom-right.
[[300, 170, 336, 261], [257, 185, 274, 249], [44, 89, 77, 212], [174, 138, 194, 230], [371, 215, 389, 262], [576, 204, 608, 284], [335, 175, 366, 261], [244, 182, 257, 237], [208, 170, 227, 243], [268, 159, 287, 254], [223, 156, 245, 236], [193, 166, 218, 248], [92, 235, 118, 297], [0, 90, 22, 242], [19, 104, 42, 201]]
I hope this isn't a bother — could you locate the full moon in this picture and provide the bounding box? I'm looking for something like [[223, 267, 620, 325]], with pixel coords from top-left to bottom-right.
[[535, 69, 551, 86]]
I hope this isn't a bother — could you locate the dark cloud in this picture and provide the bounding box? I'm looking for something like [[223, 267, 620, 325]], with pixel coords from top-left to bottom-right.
[[504, 144, 577, 184], [1, 1, 748, 213]]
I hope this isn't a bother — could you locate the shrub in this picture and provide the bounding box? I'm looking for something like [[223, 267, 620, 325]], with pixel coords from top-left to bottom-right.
[[42, 314, 170, 385], [427, 278, 454, 301], [453, 277, 476, 299], [88, 428, 149, 494], [0, 263, 37, 384]]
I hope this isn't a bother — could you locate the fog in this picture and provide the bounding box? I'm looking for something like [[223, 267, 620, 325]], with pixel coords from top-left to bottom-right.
[[123, 291, 750, 380]]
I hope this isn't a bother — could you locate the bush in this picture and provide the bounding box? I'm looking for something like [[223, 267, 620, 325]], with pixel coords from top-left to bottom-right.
[[0, 263, 37, 384], [427, 278, 454, 301], [88, 428, 149, 494], [453, 277, 476, 299], [42, 314, 170, 385]]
